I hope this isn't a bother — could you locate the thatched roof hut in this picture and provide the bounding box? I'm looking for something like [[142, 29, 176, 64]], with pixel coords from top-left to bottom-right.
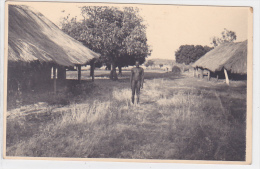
[[8, 5, 100, 66], [193, 40, 247, 74], [7, 5, 100, 92]]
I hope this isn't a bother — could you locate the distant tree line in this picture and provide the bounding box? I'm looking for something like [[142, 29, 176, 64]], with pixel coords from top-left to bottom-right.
[[61, 6, 151, 80], [175, 28, 237, 65], [175, 45, 213, 65]]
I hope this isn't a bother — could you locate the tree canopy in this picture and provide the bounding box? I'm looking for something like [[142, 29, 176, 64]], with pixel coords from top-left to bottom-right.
[[61, 6, 151, 80], [210, 28, 237, 47], [175, 45, 213, 65]]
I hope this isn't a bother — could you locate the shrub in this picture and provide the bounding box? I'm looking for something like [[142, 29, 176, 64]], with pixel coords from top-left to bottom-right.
[[172, 66, 181, 74]]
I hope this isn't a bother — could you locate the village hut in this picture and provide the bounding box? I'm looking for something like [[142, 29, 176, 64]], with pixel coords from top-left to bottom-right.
[[8, 5, 100, 92], [192, 40, 247, 84]]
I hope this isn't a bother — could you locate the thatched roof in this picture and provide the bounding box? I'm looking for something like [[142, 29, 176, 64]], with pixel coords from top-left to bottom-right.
[[8, 5, 100, 66], [193, 40, 247, 74]]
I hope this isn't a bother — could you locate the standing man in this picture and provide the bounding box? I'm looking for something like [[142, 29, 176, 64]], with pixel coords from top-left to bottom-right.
[[130, 61, 144, 104]]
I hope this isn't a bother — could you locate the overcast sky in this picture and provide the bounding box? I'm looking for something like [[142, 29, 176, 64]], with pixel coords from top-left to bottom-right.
[[13, 2, 250, 60]]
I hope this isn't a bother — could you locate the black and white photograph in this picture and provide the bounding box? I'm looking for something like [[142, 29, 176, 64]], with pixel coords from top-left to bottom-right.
[[3, 1, 253, 164]]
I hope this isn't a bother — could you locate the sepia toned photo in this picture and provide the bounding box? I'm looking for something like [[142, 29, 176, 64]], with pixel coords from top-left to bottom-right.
[[3, 1, 253, 164]]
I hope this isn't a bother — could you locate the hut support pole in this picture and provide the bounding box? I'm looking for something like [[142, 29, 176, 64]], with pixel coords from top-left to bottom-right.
[[224, 69, 229, 85], [207, 71, 211, 81], [198, 68, 202, 78], [53, 66, 57, 94], [77, 65, 81, 83], [90, 61, 95, 82], [216, 75, 219, 82], [193, 68, 196, 77]]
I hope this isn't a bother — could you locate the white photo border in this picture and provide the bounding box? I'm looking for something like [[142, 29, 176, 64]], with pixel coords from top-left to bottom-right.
[[0, 0, 259, 169]]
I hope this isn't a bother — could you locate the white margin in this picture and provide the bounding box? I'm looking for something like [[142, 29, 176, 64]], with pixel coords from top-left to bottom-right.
[[0, 0, 259, 169]]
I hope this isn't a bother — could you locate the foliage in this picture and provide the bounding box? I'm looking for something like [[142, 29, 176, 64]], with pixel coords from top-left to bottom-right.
[[61, 6, 151, 80], [175, 45, 213, 65], [145, 60, 154, 67], [171, 66, 181, 74], [210, 28, 237, 47]]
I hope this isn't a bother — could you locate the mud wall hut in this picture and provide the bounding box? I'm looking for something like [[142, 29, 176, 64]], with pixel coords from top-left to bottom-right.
[[7, 5, 100, 91], [192, 40, 247, 84]]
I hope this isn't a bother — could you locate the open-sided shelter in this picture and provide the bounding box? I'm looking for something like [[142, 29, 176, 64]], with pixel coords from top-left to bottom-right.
[[192, 40, 247, 84], [7, 5, 100, 92]]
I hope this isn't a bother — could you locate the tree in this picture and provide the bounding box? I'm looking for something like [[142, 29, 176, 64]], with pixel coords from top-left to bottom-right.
[[61, 6, 151, 80], [175, 45, 213, 65], [211, 28, 237, 47], [145, 60, 154, 67]]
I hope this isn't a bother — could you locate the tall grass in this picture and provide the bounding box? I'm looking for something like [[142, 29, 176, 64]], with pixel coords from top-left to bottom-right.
[[6, 78, 246, 160]]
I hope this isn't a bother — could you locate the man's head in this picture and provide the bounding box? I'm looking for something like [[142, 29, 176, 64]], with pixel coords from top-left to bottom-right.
[[135, 61, 140, 68]]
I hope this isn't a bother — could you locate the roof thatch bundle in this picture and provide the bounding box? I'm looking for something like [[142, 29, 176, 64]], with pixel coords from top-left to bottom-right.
[[8, 5, 100, 66], [193, 40, 247, 74]]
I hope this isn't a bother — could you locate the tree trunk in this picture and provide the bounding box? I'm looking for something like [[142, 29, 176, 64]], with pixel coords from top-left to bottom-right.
[[118, 66, 122, 77]]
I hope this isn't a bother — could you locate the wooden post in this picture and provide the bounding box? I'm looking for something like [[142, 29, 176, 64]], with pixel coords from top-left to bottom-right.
[[198, 68, 202, 78], [90, 61, 95, 82], [224, 69, 229, 85], [216, 75, 219, 82], [193, 68, 196, 77], [77, 65, 81, 83], [207, 70, 211, 81], [53, 66, 57, 94]]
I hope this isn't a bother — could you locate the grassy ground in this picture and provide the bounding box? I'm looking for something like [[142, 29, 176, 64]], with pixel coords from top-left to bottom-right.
[[6, 71, 247, 161]]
